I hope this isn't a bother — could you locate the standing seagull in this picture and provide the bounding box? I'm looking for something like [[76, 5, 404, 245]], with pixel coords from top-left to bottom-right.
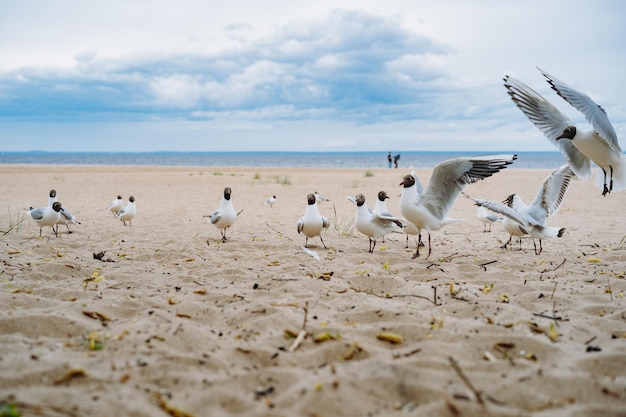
[[373, 190, 394, 243], [504, 68, 624, 196], [48, 189, 80, 233], [28, 202, 63, 237], [210, 187, 236, 242], [48, 189, 57, 207], [116, 196, 136, 226], [399, 154, 517, 259], [470, 164, 574, 255], [265, 195, 277, 208], [477, 205, 500, 232], [349, 193, 403, 253], [297, 193, 330, 249], [372, 191, 391, 216], [107, 195, 124, 216], [401, 171, 424, 250]]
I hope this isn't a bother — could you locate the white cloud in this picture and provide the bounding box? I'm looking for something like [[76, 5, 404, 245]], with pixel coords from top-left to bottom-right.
[[0, 1, 624, 152]]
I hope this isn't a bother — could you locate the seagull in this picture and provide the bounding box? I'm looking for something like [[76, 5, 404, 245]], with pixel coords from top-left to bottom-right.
[[372, 190, 396, 243], [265, 195, 277, 208], [372, 191, 391, 216], [470, 164, 574, 255], [399, 154, 517, 259], [402, 219, 422, 250], [399, 171, 424, 250], [48, 189, 57, 207], [504, 68, 624, 196], [48, 189, 80, 233], [28, 201, 63, 237], [210, 187, 236, 242], [314, 191, 330, 203], [107, 195, 124, 216], [116, 196, 136, 226], [297, 193, 330, 249], [477, 205, 501, 232], [349, 193, 403, 253]]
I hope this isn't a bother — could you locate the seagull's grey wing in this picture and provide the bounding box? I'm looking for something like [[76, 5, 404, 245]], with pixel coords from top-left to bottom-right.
[[485, 214, 500, 222], [411, 170, 424, 195], [60, 208, 80, 224], [530, 163, 574, 218], [538, 67, 621, 154], [321, 216, 330, 229], [210, 210, 221, 225], [504, 75, 592, 179], [375, 211, 403, 228], [29, 208, 45, 220], [422, 154, 516, 220], [473, 198, 532, 227], [297, 217, 304, 234]]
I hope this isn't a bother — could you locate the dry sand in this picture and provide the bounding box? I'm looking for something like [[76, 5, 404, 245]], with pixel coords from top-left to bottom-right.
[[1, 164, 625, 417]]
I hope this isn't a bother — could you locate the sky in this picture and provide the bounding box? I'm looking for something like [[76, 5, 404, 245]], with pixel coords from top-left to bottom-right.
[[1, 0, 624, 152]]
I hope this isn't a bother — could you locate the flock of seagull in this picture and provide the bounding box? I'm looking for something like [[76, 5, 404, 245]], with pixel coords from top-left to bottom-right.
[[25, 191, 136, 237], [26, 68, 622, 260]]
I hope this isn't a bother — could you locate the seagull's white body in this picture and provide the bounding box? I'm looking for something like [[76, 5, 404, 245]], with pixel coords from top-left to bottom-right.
[[504, 68, 625, 196], [107, 195, 124, 215], [28, 202, 62, 237], [297, 193, 330, 249], [350, 193, 403, 253], [210, 187, 236, 241], [472, 164, 574, 254], [116, 196, 136, 226], [399, 154, 517, 258]]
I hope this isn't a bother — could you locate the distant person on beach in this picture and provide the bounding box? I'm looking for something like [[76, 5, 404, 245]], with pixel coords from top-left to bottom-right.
[[387, 152, 392, 169], [393, 154, 400, 168]]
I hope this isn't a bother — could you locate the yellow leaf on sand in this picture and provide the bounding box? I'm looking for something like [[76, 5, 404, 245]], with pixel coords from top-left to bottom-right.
[[587, 258, 602, 263], [376, 331, 403, 344]]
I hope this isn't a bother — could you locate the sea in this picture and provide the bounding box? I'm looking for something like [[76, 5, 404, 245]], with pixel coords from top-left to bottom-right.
[[0, 151, 567, 169]]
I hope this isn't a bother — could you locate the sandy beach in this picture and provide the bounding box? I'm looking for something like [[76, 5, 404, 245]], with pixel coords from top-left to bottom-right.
[[1, 164, 625, 417]]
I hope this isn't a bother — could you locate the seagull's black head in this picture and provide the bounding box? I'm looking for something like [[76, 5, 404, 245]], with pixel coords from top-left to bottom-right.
[[400, 174, 415, 188], [355, 194, 366, 207], [556, 126, 576, 141], [377, 191, 389, 201], [49, 189, 56, 198], [306, 193, 316, 205], [223, 187, 232, 200], [129, 196, 135, 203], [117, 195, 122, 200], [52, 201, 62, 212]]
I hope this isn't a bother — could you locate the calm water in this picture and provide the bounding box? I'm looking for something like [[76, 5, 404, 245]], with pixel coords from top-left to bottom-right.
[[0, 151, 567, 169]]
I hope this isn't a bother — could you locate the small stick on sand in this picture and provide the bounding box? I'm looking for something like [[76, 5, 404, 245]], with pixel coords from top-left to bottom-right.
[[479, 260, 497, 271], [448, 356, 484, 404], [288, 330, 307, 352], [288, 301, 309, 352], [265, 221, 292, 240]]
